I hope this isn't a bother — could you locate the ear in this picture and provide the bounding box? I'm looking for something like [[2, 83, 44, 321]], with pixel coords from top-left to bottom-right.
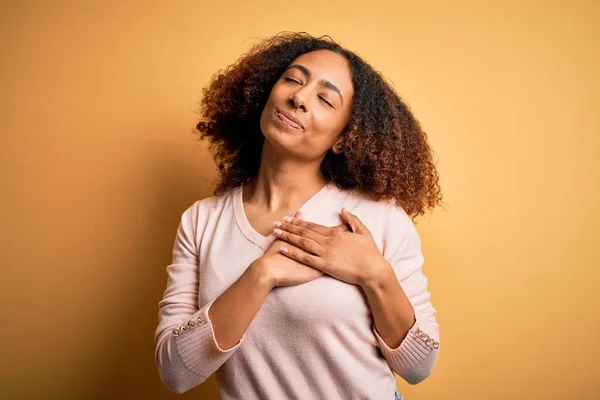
[[331, 138, 344, 154]]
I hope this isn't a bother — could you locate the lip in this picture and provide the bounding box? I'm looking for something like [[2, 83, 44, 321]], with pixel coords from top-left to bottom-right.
[[276, 109, 304, 130]]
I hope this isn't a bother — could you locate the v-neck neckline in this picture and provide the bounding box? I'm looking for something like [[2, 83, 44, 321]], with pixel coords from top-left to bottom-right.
[[233, 182, 332, 251]]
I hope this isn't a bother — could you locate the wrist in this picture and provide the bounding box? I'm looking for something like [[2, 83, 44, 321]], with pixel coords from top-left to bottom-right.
[[359, 258, 394, 290], [248, 259, 275, 291]]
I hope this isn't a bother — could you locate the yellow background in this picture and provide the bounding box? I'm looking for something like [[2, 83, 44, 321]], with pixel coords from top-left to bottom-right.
[[1, 1, 598, 399]]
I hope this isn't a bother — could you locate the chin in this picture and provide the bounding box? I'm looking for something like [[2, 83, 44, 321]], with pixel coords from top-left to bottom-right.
[[262, 127, 292, 152], [260, 126, 297, 158]]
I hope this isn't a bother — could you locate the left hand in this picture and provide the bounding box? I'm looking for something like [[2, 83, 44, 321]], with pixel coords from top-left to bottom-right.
[[273, 207, 389, 286]]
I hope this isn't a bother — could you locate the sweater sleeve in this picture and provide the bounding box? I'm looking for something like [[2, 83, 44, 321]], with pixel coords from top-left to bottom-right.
[[373, 208, 440, 384], [154, 203, 244, 394]]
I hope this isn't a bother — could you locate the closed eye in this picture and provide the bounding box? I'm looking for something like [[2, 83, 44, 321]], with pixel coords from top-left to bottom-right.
[[319, 96, 333, 108], [284, 77, 334, 108]]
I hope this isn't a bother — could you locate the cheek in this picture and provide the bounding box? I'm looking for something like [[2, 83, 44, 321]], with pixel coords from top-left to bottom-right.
[[311, 110, 347, 142], [259, 90, 279, 131], [266, 82, 287, 105]]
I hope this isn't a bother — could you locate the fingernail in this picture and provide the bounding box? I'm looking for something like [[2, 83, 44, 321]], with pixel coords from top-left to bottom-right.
[[274, 229, 283, 235], [280, 247, 288, 253], [273, 221, 282, 228], [284, 216, 292, 223]]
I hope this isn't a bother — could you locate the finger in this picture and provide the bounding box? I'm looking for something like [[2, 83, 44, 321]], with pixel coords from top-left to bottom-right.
[[277, 220, 326, 244], [273, 228, 324, 256], [341, 207, 368, 234], [279, 244, 327, 271], [332, 223, 351, 232], [282, 216, 334, 236]]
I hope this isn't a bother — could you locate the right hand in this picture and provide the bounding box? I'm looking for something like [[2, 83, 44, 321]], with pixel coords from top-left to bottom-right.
[[257, 237, 324, 288], [252, 212, 322, 288]]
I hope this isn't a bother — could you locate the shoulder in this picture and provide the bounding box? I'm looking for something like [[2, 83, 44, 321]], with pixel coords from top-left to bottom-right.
[[335, 187, 413, 229], [337, 188, 420, 255], [180, 187, 237, 224]]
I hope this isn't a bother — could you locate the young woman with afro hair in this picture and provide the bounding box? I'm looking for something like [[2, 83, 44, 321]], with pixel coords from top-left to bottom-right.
[[155, 32, 443, 400]]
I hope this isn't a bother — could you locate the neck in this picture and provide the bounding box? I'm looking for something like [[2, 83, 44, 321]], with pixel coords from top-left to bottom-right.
[[243, 142, 328, 212]]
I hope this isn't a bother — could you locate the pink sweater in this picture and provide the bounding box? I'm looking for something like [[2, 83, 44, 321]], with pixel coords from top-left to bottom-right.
[[154, 183, 440, 399]]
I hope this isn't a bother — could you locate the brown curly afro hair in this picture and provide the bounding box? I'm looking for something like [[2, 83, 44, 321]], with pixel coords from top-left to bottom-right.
[[195, 32, 443, 219]]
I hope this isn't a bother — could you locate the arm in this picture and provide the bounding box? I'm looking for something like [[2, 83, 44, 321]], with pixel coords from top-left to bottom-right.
[[271, 207, 439, 383], [154, 205, 272, 394], [362, 217, 440, 384]]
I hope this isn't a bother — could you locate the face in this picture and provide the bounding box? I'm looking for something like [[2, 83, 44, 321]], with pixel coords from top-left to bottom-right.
[[259, 49, 354, 161]]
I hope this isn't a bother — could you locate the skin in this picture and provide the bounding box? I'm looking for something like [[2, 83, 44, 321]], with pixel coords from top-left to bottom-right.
[[208, 49, 416, 352]]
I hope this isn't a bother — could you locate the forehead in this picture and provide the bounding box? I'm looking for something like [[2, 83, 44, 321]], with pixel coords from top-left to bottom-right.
[[288, 50, 354, 96]]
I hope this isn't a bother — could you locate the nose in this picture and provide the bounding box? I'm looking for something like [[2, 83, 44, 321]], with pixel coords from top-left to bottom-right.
[[289, 86, 310, 112]]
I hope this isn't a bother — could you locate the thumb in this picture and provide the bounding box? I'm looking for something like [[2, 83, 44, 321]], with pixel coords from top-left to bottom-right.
[[340, 207, 366, 234]]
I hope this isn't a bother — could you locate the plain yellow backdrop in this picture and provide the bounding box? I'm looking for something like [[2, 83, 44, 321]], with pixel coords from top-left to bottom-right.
[[1, 1, 598, 399]]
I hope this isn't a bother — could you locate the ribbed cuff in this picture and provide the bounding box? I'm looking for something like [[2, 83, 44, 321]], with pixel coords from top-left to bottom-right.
[[373, 318, 439, 371], [175, 300, 244, 376]]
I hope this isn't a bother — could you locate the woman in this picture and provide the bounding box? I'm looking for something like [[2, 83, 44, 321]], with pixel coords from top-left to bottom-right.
[[155, 32, 443, 400]]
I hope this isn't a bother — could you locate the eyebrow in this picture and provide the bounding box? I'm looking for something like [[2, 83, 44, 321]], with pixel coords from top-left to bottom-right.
[[285, 64, 344, 106]]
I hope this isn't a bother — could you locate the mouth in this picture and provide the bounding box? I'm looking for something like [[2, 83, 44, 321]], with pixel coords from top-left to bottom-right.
[[276, 109, 304, 130]]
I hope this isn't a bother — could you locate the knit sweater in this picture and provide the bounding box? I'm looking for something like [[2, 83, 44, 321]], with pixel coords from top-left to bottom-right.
[[154, 183, 440, 399]]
